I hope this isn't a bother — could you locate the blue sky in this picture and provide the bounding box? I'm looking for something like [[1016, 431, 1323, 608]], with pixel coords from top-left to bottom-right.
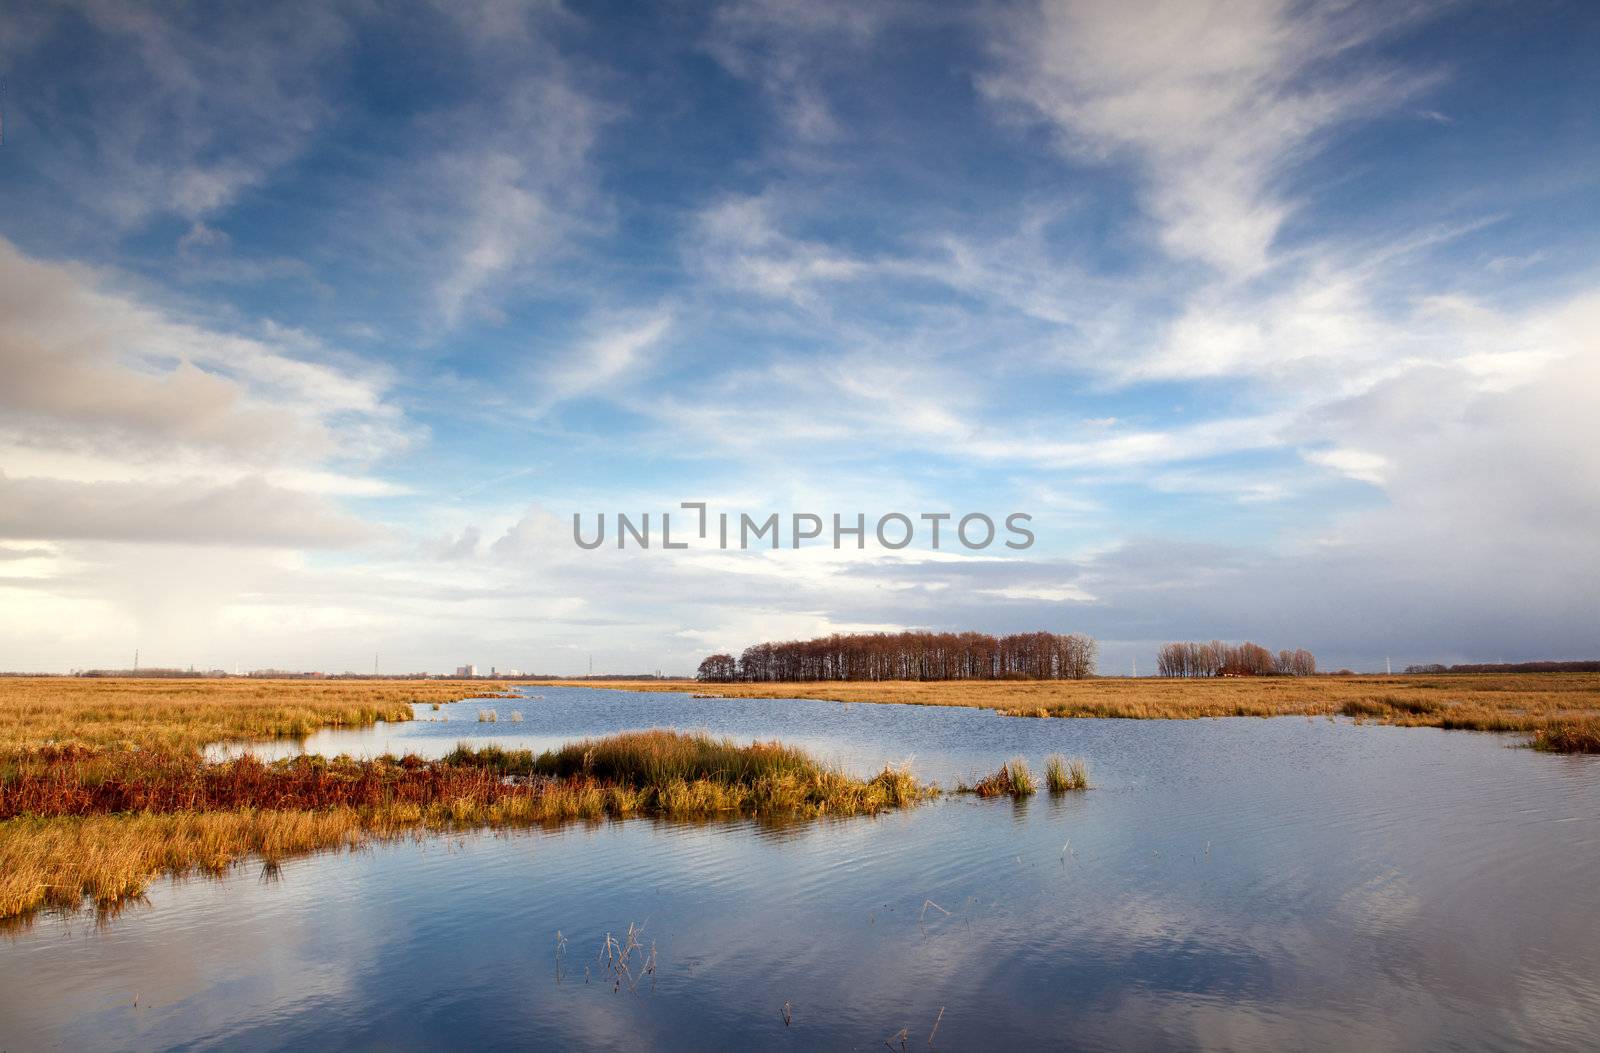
[[1, 0, 1596, 675]]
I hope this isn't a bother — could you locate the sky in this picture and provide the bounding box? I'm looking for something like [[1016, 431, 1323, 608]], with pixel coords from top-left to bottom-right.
[[0, 0, 1596, 676]]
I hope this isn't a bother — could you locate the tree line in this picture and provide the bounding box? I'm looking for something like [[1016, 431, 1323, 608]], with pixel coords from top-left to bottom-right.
[[697, 630, 1097, 683], [1156, 641, 1317, 678], [1405, 661, 1600, 674]]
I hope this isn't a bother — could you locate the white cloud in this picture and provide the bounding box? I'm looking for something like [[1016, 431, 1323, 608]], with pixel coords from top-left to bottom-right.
[[1148, 468, 1290, 504], [0, 237, 406, 558], [705, 0, 898, 142], [1, 2, 350, 227], [534, 311, 674, 413], [0, 544, 55, 563], [980, 584, 1097, 603], [0, 238, 404, 465], [419, 12, 610, 327], [694, 195, 869, 305], [0, 473, 377, 548], [982, 0, 1433, 277], [1303, 447, 1388, 486], [177, 222, 231, 254], [0, 445, 412, 498]]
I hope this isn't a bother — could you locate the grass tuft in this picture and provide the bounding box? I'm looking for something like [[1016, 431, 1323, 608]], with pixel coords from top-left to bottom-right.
[[1009, 758, 1036, 795], [1529, 717, 1600, 753], [1045, 754, 1089, 792], [964, 758, 1036, 798]]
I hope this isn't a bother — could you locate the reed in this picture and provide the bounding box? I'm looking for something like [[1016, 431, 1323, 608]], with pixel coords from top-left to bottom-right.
[[530, 728, 821, 785], [963, 759, 1035, 798], [1529, 718, 1600, 753], [1045, 754, 1089, 792], [0, 677, 512, 753], [0, 730, 937, 923], [551, 674, 1600, 737]]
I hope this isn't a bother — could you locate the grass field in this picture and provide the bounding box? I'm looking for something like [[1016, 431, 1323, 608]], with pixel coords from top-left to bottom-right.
[[540, 673, 1600, 738], [0, 677, 511, 753]]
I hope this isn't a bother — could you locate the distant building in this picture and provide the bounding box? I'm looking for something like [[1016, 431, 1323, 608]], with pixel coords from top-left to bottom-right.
[[455, 664, 478, 677]]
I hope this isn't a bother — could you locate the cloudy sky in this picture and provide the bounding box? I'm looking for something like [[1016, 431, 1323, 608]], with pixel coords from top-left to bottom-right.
[[1, 0, 1596, 675]]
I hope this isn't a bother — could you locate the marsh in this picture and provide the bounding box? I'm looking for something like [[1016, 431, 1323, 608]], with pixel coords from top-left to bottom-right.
[[4, 685, 1598, 1051]]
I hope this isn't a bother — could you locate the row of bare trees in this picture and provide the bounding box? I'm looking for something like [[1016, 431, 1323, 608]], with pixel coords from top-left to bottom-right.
[[1156, 641, 1317, 678], [1406, 661, 1600, 673], [697, 630, 1097, 683]]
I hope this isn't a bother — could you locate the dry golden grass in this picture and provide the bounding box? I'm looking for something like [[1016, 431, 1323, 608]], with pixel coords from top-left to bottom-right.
[[0, 729, 932, 923], [1530, 717, 1600, 753], [542, 673, 1600, 735], [1045, 754, 1090, 792], [0, 682, 943, 923], [0, 801, 613, 924], [0, 677, 509, 754], [0, 779, 929, 924]]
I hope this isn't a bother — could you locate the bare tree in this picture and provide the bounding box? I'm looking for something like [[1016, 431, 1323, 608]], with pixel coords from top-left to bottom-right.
[[1157, 640, 1318, 677], [695, 654, 737, 682]]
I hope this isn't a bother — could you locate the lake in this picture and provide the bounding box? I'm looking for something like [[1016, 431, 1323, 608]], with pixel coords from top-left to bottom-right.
[[4, 686, 1599, 1051]]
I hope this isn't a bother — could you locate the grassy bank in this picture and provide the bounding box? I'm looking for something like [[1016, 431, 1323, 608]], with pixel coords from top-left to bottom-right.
[[0, 730, 930, 922], [0, 677, 511, 753], [1529, 718, 1600, 753], [542, 674, 1600, 744]]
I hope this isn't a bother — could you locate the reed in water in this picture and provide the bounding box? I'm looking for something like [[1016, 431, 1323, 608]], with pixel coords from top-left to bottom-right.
[[0, 730, 934, 923]]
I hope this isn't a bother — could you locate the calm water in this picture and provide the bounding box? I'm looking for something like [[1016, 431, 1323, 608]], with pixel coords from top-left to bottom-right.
[[6, 687, 1600, 1051]]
